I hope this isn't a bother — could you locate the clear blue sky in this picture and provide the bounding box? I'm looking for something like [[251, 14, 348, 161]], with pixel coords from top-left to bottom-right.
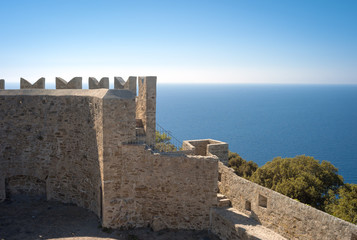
[[1, 0, 356, 84]]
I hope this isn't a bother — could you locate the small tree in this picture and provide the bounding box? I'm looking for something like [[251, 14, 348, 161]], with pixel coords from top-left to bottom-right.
[[325, 183, 357, 224], [155, 131, 177, 152], [228, 151, 258, 179], [249, 155, 344, 210]]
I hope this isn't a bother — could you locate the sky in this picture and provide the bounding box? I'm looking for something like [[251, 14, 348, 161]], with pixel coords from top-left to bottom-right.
[[0, 0, 356, 85]]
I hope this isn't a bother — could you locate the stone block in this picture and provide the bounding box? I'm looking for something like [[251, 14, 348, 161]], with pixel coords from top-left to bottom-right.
[[56, 77, 82, 89], [151, 216, 167, 231], [0, 79, 4, 89], [20, 78, 45, 89], [88, 77, 109, 89], [114, 76, 137, 94]]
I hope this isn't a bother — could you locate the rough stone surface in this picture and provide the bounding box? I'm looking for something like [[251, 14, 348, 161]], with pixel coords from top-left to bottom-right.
[[182, 139, 229, 165], [88, 77, 109, 89], [0, 89, 136, 217], [1, 76, 356, 240], [211, 207, 287, 240], [218, 162, 357, 240], [136, 76, 156, 147], [0, 83, 218, 231], [0, 79, 5, 89], [114, 76, 137, 94], [20, 77, 45, 89], [101, 144, 218, 230], [56, 77, 82, 89]]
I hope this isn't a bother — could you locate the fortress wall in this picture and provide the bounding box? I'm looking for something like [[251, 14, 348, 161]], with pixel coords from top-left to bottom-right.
[[218, 162, 357, 240], [101, 144, 218, 230], [0, 90, 113, 216], [136, 77, 156, 147]]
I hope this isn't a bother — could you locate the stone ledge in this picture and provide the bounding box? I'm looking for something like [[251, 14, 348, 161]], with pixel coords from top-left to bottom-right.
[[210, 207, 286, 240], [0, 89, 135, 100]]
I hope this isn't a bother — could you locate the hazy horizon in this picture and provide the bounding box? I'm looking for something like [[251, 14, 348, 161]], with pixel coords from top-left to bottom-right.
[[1, 0, 356, 84]]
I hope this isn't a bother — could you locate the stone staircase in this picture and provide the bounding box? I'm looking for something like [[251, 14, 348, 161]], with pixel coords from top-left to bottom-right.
[[217, 193, 231, 208], [135, 119, 146, 144], [213, 193, 286, 240]]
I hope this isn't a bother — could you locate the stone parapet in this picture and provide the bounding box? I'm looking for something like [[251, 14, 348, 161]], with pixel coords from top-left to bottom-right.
[[20, 78, 45, 89], [101, 144, 218, 230], [114, 76, 137, 94], [182, 139, 228, 165], [56, 77, 82, 89], [89, 77, 109, 89], [136, 76, 156, 147], [218, 162, 357, 240]]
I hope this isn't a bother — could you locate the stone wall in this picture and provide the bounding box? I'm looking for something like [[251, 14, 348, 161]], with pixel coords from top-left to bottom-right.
[[0, 89, 137, 218], [101, 144, 218, 230], [0, 85, 220, 231], [218, 162, 357, 240]]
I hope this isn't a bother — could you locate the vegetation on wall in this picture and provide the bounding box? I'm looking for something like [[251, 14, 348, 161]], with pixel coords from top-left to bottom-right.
[[325, 183, 357, 224], [155, 131, 177, 152], [228, 151, 258, 179], [229, 151, 357, 224], [249, 155, 344, 210]]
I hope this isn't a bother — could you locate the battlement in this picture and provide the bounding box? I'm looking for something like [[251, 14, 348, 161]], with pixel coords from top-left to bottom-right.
[[0, 76, 139, 91], [0, 76, 356, 239]]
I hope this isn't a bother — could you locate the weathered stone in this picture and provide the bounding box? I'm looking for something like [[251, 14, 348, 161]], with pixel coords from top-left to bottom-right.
[[20, 78, 45, 89], [182, 139, 228, 165], [0, 82, 219, 231], [88, 77, 109, 89], [56, 77, 82, 89], [114, 76, 137, 94], [151, 216, 167, 231], [218, 162, 357, 240], [136, 76, 156, 147], [0, 79, 4, 89], [1, 75, 355, 240], [211, 207, 286, 240]]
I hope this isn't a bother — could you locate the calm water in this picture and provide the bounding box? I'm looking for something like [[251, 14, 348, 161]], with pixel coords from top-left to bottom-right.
[[157, 84, 357, 184]]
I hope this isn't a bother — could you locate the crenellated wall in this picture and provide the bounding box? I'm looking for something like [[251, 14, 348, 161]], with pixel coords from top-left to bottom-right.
[[1, 76, 356, 238], [0, 77, 219, 231]]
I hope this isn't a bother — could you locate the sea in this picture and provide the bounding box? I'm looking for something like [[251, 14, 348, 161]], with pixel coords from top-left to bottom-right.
[[3, 82, 357, 184], [156, 84, 357, 184]]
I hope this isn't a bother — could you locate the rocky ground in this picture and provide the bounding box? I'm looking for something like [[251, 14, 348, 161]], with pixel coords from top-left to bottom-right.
[[0, 199, 220, 240]]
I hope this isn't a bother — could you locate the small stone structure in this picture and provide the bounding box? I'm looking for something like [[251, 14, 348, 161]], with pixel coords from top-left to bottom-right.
[[20, 78, 45, 89], [114, 76, 137, 94], [0, 76, 356, 239], [56, 77, 82, 89], [88, 77, 109, 89], [0, 79, 4, 90], [182, 139, 229, 165]]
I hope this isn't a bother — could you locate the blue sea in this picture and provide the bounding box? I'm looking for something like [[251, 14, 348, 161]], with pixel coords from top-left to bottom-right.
[[157, 84, 357, 184]]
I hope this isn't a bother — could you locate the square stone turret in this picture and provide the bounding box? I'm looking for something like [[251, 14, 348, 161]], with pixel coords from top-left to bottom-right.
[[136, 76, 157, 147]]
